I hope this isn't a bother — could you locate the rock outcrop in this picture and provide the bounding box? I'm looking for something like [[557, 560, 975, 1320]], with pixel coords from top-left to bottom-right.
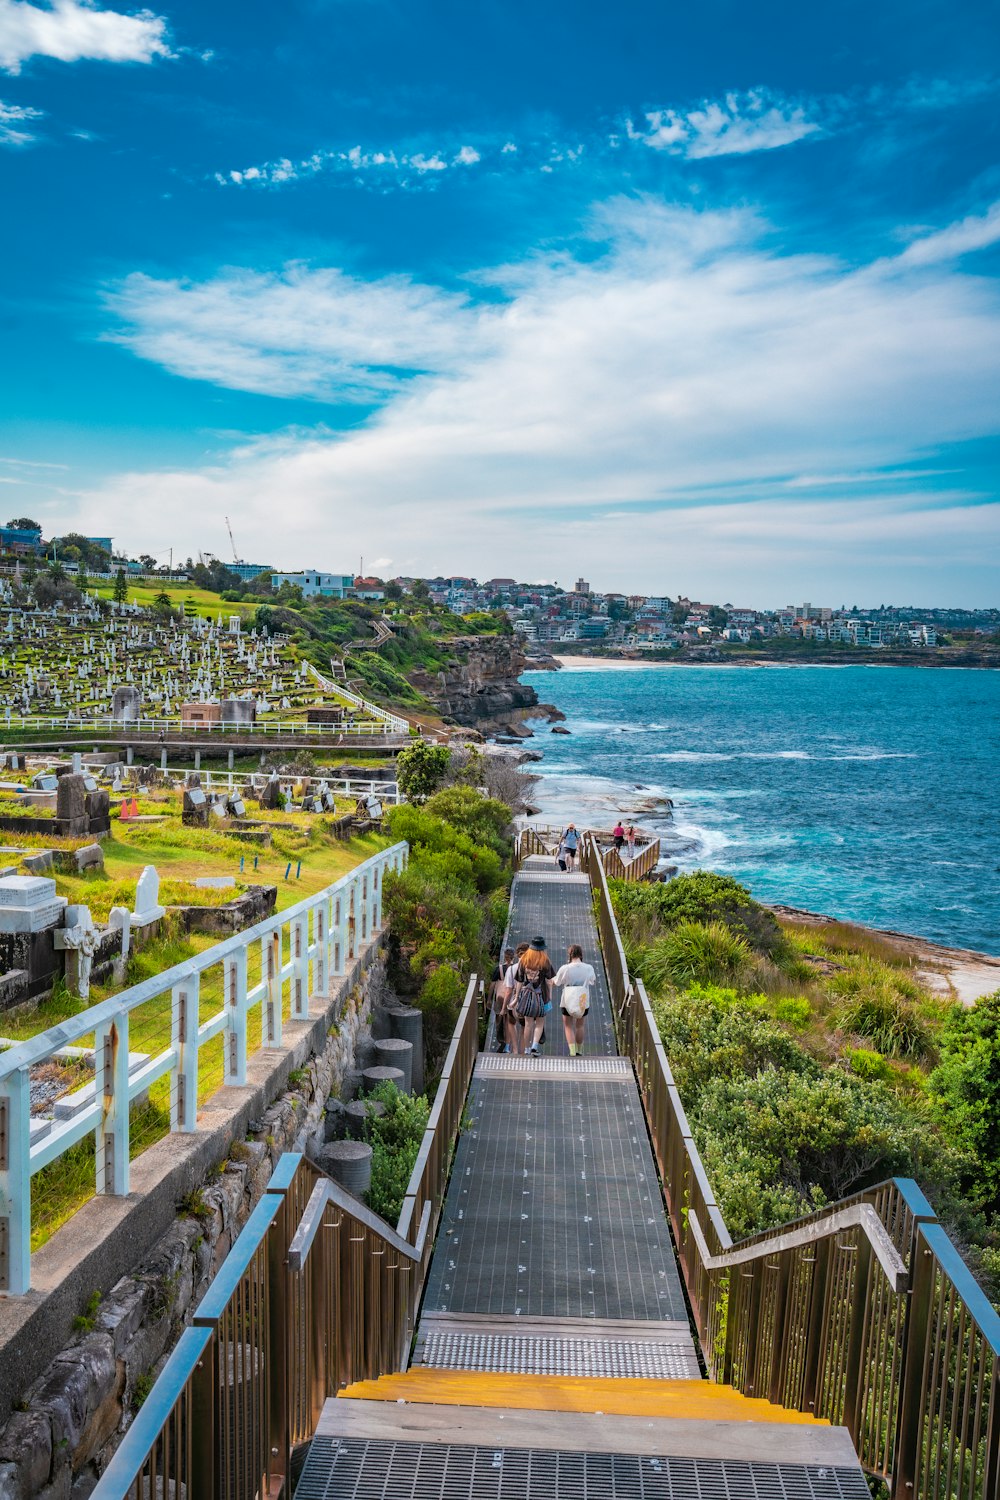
[[409, 637, 543, 733]]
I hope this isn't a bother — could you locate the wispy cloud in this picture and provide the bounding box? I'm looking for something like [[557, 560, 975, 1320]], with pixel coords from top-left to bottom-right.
[[103, 264, 486, 400], [0, 93, 40, 142], [213, 75, 991, 195], [626, 88, 822, 158], [894, 201, 1000, 268], [0, 0, 172, 74], [90, 194, 1000, 595]]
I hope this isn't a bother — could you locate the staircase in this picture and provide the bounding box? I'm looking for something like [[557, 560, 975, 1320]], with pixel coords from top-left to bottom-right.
[[293, 855, 870, 1498]]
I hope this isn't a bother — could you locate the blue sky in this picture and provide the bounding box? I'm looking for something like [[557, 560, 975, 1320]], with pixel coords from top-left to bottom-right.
[[1, 0, 998, 603]]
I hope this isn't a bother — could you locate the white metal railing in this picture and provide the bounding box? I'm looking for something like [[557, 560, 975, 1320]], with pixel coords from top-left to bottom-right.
[[0, 714, 404, 738], [169, 769, 401, 803], [0, 841, 408, 1294], [305, 661, 411, 734]]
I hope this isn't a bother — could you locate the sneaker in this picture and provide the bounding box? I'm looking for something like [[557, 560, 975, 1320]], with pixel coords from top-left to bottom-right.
[[529, 1044, 540, 1056], [568, 1044, 578, 1057]]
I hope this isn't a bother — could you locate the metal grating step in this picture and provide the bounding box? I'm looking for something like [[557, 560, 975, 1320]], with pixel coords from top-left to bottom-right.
[[295, 1436, 870, 1500], [417, 1329, 701, 1379], [476, 1055, 632, 1077], [514, 871, 591, 884]]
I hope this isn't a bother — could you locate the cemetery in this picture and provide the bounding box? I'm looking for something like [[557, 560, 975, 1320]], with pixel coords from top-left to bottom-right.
[[0, 739, 395, 1249], [0, 589, 405, 736]]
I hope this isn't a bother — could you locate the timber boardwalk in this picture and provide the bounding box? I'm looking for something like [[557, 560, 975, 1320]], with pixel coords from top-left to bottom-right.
[[297, 856, 868, 1499]]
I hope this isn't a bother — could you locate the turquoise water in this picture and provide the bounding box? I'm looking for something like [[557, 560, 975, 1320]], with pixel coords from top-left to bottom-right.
[[521, 664, 1000, 952]]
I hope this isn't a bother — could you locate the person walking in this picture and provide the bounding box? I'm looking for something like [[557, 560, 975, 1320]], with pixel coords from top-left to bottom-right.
[[488, 947, 515, 1051], [625, 824, 637, 861], [560, 823, 580, 872], [503, 942, 530, 1053], [509, 936, 554, 1056], [612, 820, 625, 853], [553, 943, 597, 1057]]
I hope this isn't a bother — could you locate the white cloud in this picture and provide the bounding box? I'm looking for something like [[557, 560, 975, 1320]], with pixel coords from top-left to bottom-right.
[[0, 0, 171, 74], [103, 263, 487, 400], [629, 88, 822, 158], [83, 196, 1000, 595], [454, 144, 480, 166], [894, 200, 1000, 267], [0, 94, 41, 142]]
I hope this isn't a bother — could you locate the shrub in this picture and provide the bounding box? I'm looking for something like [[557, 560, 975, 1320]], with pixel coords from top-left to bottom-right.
[[838, 989, 931, 1059], [396, 741, 450, 803], [845, 1047, 891, 1081], [364, 1081, 430, 1223], [423, 784, 511, 857], [930, 991, 1000, 1209], [640, 920, 752, 990], [651, 985, 814, 1096], [774, 996, 812, 1030], [611, 870, 786, 959]]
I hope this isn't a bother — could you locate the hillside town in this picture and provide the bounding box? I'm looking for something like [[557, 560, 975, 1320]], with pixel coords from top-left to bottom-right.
[[2, 522, 996, 658]]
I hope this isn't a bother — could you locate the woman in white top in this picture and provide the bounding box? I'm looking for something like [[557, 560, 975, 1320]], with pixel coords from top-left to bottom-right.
[[553, 943, 597, 1057]]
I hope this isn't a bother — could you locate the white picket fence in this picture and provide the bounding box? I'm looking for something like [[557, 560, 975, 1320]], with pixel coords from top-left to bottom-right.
[[0, 841, 407, 1294]]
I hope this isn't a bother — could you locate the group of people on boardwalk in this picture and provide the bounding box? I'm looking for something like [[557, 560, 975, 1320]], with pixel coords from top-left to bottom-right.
[[489, 936, 596, 1057], [611, 820, 638, 860]]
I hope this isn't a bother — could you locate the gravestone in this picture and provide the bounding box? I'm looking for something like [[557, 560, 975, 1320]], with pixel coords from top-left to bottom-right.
[[111, 685, 142, 723], [55, 773, 89, 837], [0, 875, 68, 1001], [132, 865, 166, 928], [220, 698, 256, 726], [54, 904, 98, 999], [182, 787, 209, 825]]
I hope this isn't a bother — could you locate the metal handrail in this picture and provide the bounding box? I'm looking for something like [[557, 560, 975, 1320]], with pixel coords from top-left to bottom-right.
[[89, 979, 478, 1500], [0, 842, 408, 1294], [586, 836, 1000, 1500]]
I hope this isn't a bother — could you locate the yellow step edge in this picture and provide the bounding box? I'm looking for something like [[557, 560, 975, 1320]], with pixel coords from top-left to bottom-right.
[[339, 1370, 828, 1425]]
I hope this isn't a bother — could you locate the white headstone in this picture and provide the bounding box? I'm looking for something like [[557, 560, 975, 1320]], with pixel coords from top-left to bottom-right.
[[132, 864, 166, 927]]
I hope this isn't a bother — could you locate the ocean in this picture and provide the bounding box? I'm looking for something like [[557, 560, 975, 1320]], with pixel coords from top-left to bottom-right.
[[520, 662, 1000, 953]]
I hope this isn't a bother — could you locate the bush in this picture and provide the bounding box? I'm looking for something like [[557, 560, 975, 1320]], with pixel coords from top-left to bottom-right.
[[931, 991, 1000, 1209], [611, 870, 786, 959], [838, 988, 931, 1059], [845, 1046, 891, 1081], [396, 741, 450, 803], [651, 985, 814, 1096], [774, 996, 812, 1030], [363, 1081, 430, 1224], [640, 920, 752, 990], [423, 784, 511, 857]]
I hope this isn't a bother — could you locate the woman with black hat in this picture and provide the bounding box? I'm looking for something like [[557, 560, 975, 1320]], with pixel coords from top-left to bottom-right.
[[509, 935, 554, 1056]]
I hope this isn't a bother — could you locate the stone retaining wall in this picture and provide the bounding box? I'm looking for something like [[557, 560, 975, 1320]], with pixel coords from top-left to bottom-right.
[[0, 944, 389, 1500]]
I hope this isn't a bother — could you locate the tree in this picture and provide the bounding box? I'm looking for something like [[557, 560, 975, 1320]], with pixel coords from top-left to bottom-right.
[[708, 606, 728, 630], [139, 554, 157, 571], [77, 564, 89, 592], [396, 740, 451, 804], [6, 516, 40, 531], [385, 580, 403, 601], [154, 590, 173, 616], [113, 568, 128, 605], [411, 579, 432, 603], [931, 991, 1000, 1209]]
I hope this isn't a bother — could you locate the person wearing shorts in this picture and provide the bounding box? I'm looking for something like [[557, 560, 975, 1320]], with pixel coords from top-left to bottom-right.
[[553, 944, 596, 1057]]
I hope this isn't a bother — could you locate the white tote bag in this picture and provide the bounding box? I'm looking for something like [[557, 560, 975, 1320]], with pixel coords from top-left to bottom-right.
[[562, 984, 589, 1017]]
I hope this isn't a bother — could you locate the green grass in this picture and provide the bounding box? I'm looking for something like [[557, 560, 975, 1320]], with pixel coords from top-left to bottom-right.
[[86, 580, 260, 619]]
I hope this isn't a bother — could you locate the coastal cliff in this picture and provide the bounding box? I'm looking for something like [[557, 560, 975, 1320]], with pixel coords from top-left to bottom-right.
[[408, 636, 558, 734]]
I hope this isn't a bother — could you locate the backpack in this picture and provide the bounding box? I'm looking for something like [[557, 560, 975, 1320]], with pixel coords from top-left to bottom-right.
[[512, 967, 546, 1020]]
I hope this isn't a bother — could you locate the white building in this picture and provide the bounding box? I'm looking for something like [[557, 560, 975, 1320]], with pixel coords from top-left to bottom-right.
[[270, 571, 354, 598]]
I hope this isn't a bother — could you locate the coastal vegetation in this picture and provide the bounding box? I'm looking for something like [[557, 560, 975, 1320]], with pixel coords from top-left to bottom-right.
[[610, 873, 1000, 1298], [382, 784, 511, 1063]]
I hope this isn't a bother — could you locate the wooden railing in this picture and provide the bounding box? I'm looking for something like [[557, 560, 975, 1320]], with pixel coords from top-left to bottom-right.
[[89, 980, 479, 1500], [599, 835, 661, 882], [397, 975, 480, 1275], [586, 843, 1000, 1500]]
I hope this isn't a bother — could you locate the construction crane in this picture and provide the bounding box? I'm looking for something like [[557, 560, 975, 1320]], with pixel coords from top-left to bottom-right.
[[225, 516, 239, 564]]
